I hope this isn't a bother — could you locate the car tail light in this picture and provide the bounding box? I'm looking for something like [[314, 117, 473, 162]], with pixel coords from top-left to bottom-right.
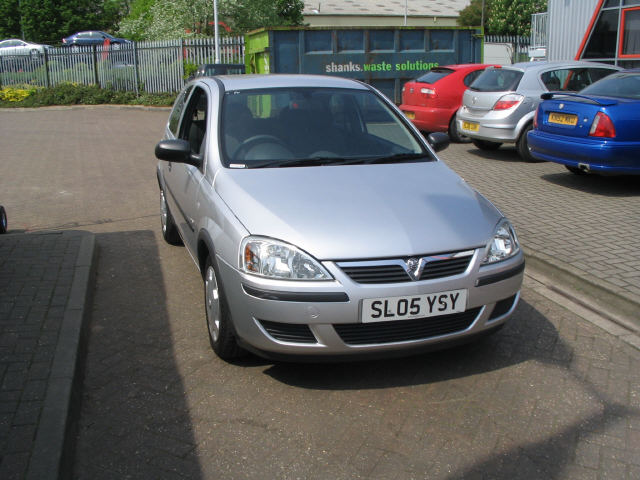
[[589, 112, 616, 138], [533, 105, 539, 128], [493, 94, 523, 111], [420, 87, 435, 98]]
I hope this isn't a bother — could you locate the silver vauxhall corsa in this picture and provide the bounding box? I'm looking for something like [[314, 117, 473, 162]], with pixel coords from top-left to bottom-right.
[[456, 61, 620, 161], [155, 74, 525, 361]]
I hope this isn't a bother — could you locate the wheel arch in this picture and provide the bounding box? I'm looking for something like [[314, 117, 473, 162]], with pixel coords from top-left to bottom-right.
[[197, 228, 216, 277]]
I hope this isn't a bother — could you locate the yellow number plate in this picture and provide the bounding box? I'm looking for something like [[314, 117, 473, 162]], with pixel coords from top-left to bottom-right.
[[462, 121, 479, 132], [405, 111, 415, 120], [548, 112, 578, 126]]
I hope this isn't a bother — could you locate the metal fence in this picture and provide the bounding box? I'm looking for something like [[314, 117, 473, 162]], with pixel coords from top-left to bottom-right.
[[0, 36, 245, 93], [485, 35, 531, 63]]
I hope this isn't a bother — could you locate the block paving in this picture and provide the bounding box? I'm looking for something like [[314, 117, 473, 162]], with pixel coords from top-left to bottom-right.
[[0, 107, 638, 479]]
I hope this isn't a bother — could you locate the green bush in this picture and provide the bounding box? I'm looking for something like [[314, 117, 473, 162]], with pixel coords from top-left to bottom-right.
[[0, 83, 177, 108]]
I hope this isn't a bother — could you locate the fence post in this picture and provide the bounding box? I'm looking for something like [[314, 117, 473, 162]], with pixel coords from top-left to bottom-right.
[[179, 38, 185, 85], [43, 49, 51, 88], [133, 41, 140, 96], [92, 46, 99, 86]]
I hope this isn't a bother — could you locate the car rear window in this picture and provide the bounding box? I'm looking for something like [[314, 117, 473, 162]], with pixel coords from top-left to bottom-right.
[[469, 68, 523, 92], [415, 68, 454, 84], [581, 73, 640, 99]]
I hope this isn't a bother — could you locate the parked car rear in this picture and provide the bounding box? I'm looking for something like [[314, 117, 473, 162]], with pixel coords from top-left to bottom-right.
[[399, 64, 496, 142], [527, 71, 640, 175], [456, 61, 621, 160]]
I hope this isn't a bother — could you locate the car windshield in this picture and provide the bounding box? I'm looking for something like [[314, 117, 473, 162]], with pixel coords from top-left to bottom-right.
[[221, 87, 431, 168], [580, 73, 640, 99], [469, 68, 523, 92], [415, 68, 454, 84]]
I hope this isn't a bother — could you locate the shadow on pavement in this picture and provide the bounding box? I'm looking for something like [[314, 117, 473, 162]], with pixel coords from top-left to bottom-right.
[[541, 172, 640, 197], [263, 298, 568, 390], [468, 145, 521, 162], [72, 230, 203, 479]]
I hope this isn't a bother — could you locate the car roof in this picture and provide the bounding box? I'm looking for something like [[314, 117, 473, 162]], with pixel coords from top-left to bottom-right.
[[201, 74, 371, 92], [501, 60, 620, 73]]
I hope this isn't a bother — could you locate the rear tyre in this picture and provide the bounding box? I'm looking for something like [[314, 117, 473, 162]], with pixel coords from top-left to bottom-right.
[[160, 188, 181, 245], [516, 124, 540, 162], [448, 117, 470, 143], [472, 139, 502, 150], [0, 206, 7, 234], [204, 255, 244, 360]]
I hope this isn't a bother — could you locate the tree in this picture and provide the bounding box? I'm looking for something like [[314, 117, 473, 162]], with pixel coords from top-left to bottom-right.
[[1, 0, 127, 43], [458, 0, 547, 36], [0, 0, 22, 39], [457, 0, 489, 30], [486, 0, 547, 36], [118, 0, 305, 40]]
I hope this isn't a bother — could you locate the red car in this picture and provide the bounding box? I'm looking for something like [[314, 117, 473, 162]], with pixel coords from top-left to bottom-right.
[[400, 64, 498, 142]]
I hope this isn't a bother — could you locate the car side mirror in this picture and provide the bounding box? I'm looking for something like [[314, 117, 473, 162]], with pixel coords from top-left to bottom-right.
[[155, 139, 202, 167], [427, 132, 450, 153]]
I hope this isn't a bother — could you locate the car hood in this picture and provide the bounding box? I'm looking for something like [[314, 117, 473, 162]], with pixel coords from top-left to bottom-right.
[[214, 161, 502, 260]]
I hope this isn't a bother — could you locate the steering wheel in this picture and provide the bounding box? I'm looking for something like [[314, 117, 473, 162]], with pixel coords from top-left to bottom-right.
[[233, 135, 294, 162]]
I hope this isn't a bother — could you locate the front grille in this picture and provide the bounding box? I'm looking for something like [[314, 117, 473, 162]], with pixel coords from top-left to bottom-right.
[[333, 307, 481, 345], [340, 265, 410, 284], [259, 320, 317, 344], [419, 256, 471, 280], [338, 252, 473, 284]]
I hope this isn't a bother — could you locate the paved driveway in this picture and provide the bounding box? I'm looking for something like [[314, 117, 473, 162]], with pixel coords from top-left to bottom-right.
[[0, 107, 638, 479]]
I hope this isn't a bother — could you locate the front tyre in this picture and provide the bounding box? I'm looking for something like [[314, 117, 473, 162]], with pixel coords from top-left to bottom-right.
[[160, 188, 181, 245], [204, 256, 243, 360]]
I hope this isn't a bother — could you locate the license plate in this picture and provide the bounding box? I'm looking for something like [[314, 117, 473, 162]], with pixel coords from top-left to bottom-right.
[[548, 112, 578, 126], [462, 121, 479, 132], [362, 289, 467, 323], [405, 111, 415, 120]]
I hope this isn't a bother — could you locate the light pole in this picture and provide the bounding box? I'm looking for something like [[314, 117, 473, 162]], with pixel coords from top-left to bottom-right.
[[214, 0, 220, 63], [481, 0, 485, 32]]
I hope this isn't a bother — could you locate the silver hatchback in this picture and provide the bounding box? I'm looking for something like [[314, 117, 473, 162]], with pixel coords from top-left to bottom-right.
[[155, 74, 524, 361], [456, 61, 620, 161]]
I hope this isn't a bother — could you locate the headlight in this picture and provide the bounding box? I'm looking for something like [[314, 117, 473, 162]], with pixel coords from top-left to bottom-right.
[[240, 237, 332, 280], [482, 219, 520, 265]]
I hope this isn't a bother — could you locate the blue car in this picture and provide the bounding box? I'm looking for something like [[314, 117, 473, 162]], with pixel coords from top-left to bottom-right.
[[62, 31, 131, 49], [527, 71, 640, 175]]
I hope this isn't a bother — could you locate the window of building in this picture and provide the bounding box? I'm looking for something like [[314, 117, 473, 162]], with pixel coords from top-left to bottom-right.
[[583, 9, 619, 58], [621, 7, 640, 56]]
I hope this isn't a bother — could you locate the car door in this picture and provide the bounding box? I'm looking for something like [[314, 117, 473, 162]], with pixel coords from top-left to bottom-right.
[[164, 85, 209, 254]]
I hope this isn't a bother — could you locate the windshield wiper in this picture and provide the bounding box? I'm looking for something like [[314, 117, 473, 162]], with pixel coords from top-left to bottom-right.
[[247, 157, 360, 168], [361, 152, 431, 164]]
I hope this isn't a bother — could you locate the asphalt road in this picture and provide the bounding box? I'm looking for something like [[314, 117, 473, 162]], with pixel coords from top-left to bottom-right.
[[0, 107, 638, 479]]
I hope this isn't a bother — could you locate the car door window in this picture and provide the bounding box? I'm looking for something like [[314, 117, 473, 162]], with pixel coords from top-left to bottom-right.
[[179, 87, 208, 168], [168, 85, 193, 136]]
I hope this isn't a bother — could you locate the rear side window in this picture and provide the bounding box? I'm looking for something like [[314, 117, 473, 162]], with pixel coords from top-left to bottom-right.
[[463, 69, 485, 87], [469, 68, 523, 92], [415, 68, 454, 84], [541, 67, 618, 92]]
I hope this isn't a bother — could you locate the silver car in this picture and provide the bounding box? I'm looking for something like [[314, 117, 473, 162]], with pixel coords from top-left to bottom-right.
[[155, 74, 524, 361], [456, 61, 620, 161]]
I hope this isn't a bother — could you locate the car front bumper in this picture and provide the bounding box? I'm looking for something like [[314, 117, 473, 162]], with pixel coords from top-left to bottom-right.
[[216, 249, 525, 359]]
